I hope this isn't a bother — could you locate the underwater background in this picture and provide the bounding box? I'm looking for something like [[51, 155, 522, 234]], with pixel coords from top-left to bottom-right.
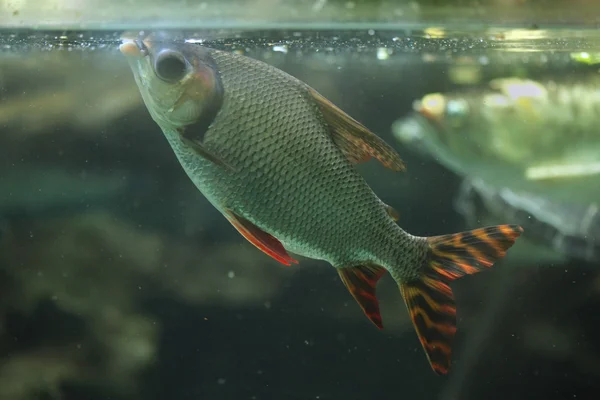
[[2, 1, 600, 399]]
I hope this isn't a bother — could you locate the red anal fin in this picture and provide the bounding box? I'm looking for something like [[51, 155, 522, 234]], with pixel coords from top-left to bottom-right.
[[224, 210, 298, 266], [308, 87, 406, 172], [400, 224, 523, 375], [338, 265, 387, 329]]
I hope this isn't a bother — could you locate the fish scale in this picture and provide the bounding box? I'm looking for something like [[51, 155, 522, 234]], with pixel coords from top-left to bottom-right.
[[121, 33, 523, 375], [203, 49, 397, 266]]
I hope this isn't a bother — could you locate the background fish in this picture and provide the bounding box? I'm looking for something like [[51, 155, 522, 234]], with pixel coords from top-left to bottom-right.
[[120, 32, 523, 375], [455, 177, 600, 264], [392, 77, 600, 206]]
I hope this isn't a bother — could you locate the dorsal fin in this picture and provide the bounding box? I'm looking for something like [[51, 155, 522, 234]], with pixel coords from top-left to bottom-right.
[[308, 87, 406, 172]]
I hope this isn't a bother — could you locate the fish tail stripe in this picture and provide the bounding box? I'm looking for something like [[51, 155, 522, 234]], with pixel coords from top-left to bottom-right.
[[421, 276, 454, 304], [424, 341, 454, 375], [422, 340, 453, 355], [428, 260, 463, 282], [431, 363, 449, 375], [428, 225, 523, 277], [402, 282, 456, 316], [434, 240, 491, 269], [337, 264, 387, 329], [400, 224, 522, 375], [408, 280, 457, 323], [400, 281, 457, 375], [482, 230, 505, 255], [411, 305, 457, 336]]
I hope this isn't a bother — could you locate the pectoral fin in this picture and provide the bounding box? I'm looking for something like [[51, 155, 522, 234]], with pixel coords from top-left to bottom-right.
[[177, 130, 236, 172], [308, 87, 406, 172], [224, 210, 298, 266]]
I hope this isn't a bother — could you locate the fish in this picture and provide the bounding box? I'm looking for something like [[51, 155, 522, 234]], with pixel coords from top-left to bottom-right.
[[120, 32, 523, 375], [394, 77, 600, 186], [455, 177, 600, 263]]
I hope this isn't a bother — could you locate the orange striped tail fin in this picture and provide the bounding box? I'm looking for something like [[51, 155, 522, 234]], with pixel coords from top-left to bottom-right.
[[400, 224, 523, 375]]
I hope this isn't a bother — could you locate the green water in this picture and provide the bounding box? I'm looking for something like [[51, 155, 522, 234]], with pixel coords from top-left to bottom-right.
[[1, 26, 599, 400]]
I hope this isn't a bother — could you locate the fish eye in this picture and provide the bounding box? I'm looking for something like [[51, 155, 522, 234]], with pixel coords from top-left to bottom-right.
[[154, 50, 188, 83], [446, 100, 468, 117]]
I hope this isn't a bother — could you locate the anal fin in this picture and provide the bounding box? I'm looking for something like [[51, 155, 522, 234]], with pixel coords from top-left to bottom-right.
[[308, 87, 406, 172], [224, 210, 298, 266], [338, 265, 387, 329]]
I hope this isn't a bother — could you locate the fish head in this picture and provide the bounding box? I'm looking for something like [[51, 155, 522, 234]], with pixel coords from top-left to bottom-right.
[[392, 92, 471, 157], [392, 114, 446, 160], [415, 93, 470, 131], [119, 31, 222, 132]]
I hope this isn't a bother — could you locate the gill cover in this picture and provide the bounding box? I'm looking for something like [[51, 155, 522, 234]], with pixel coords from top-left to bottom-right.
[[147, 34, 224, 138], [122, 32, 229, 169]]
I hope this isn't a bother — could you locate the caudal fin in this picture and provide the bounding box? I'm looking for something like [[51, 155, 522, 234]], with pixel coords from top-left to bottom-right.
[[400, 224, 523, 375]]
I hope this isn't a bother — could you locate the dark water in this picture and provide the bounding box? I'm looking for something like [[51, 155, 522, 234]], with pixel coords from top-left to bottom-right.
[[0, 29, 599, 400]]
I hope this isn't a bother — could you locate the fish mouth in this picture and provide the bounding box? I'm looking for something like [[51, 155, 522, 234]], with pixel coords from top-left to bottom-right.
[[119, 39, 148, 59], [120, 31, 183, 58], [119, 31, 152, 59]]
